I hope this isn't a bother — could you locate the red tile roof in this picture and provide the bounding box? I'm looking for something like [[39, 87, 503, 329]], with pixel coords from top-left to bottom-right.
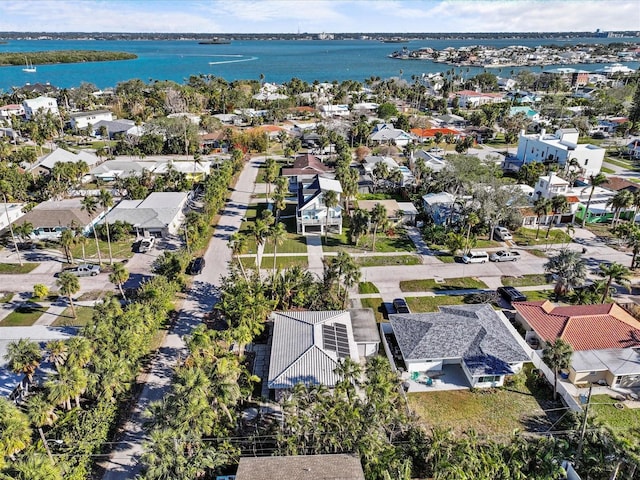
[[410, 127, 461, 138], [513, 300, 640, 351]]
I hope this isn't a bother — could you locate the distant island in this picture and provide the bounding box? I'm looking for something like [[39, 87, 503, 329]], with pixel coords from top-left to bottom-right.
[[0, 50, 137, 66]]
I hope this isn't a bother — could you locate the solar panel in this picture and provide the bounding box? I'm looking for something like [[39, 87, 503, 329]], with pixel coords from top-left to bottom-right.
[[322, 323, 350, 359]]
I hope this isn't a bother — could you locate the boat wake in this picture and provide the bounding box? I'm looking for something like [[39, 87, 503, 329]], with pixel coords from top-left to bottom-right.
[[209, 55, 257, 65]]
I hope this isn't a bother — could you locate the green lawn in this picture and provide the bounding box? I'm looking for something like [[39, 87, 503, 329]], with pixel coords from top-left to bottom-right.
[[77, 290, 106, 301], [323, 232, 414, 253], [434, 254, 455, 263], [354, 255, 421, 267], [0, 263, 39, 274], [400, 277, 488, 292], [406, 295, 466, 312], [259, 255, 308, 270], [601, 166, 615, 174], [358, 282, 380, 294], [584, 223, 617, 240], [360, 297, 385, 323], [604, 157, 634, 169], [0, 303, 46, 326], [53, 306, 95, 326], [0, 293, 14, 303], [513, 227, 571, 246], [591, 395, 640, 453], [528, 249, 549, 258], [523, 289, 554, 301], [502, 274, 549, 287], [263, 233, 307, 254], [69, 236, 136, 261], [408, 369, 555, 437]]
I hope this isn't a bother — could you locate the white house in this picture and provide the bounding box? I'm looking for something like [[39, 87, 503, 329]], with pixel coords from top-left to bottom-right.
[[369, 124, 413, 147], [22, 96, 59, 120], [534, 172, 570, 200], [383, 305, 531, 390], [0, 202, 25, 233], [296, 175, 342, 235], [0, 104, 25, 120], [453, 90, 505, 108], [515, 128, 605, 177], [69, 110, 113, 130], [31, 148, 101, 176], [320, 104, 350, 118], [102, 191, 189, 238]]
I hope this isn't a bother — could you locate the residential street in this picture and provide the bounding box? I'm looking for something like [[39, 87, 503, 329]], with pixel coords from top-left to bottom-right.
[[100, 157, 262, 479]]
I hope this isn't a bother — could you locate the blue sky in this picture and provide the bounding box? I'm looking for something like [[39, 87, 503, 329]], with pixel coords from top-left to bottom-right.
[[1, 0, 638, 33]]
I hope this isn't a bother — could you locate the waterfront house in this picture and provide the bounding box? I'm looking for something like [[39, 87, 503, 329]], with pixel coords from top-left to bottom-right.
[[69, 110, 113, 131], [101, 191, 188, 238], [453, 90, 505, 108], [513, 128, 605, 177], [382, 305, 531, 390], [0, 104, 25, 120], [17, 198, 105, 240], [513, 301, 640, 389], [22, 96, 59, 120], [296, 175, 342, 235]]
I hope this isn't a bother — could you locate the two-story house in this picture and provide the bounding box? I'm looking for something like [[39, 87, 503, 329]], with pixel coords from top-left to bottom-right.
[[69, 110, 113, 131], [22, 96, 59, 120], [296, 175, 342, 235]]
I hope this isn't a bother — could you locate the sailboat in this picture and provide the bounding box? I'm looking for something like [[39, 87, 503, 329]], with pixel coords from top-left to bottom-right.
[[22, 58, 36, 73]]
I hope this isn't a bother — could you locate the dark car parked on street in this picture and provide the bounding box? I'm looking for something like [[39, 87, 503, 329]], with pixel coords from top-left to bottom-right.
[[497, 286, 527, 303], [187, 257, 206, 275]]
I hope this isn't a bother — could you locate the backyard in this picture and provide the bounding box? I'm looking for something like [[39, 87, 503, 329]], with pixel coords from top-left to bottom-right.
[[590, 394, 640, 454]]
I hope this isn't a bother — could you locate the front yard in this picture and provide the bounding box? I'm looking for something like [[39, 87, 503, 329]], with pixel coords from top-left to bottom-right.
[[513, 227, 572, 246], [406, 295, 466, 312], [69, 235, 136, 261], [353, 255, 421, 267], [0, 302, 46, 326], [502, 274, 549, 287], [53, 306, 95, 327], [401, 277, 488, 292]]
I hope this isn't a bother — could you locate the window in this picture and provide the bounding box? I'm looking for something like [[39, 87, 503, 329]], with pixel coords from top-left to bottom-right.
[[478, 375, 500, 383]]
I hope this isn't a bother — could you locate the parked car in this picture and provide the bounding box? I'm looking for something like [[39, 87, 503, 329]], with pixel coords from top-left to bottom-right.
[[490, 250, 520, 262], [461, 251, 489, 264], [187, 257, 206, 275], [64, 264, 101, 277], [137, 237, 156, 253], [494, 226, 513, 241], [497, 286, 527, 303], [428, 147, 445, 155], [393, 298, 411, 314], [382, 302, 396, 318]]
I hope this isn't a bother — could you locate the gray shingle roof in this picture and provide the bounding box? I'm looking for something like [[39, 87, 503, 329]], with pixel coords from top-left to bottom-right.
[[268, 311, 358, 390], [390, 305, 530, 376], [235, 454, 365, 480]]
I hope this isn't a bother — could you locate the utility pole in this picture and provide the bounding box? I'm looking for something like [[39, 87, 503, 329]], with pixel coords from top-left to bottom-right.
[[575, 382, 593, 466]]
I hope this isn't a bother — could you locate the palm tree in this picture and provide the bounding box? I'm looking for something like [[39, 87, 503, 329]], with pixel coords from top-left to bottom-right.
[[13, 221, 33, 245], [0, 180, 23, 266], [269, 222, 287, 277], [249, 219, 268, 267], [543, 338, 573, 401], [323, 189, 339, 239], [56, 272, 80, 319], [45, 340, 68, 370], [370, 202, 388, 252], [533, 198, 551, 240], [464, 212, 480, 254], [0, 398, 32, 467], [26, 394, 58, 463], [546, 195, 568, 239], [109, 262, 130, 300], [98, 189, 114, 265], [581, 173, 607, 227], [65, 337, 93, 369], [598, 262, 631, 303], [228, 232, 248, 279], [607, 189, 634, 227], [4, 338, 41, 395], [45, 366, 75, 411], [544, 248, 587, 298], [263, 157, 278, 201], [59, 228, 75, 264], [0, 453, 61, 480], [80, 195, 102, 265]]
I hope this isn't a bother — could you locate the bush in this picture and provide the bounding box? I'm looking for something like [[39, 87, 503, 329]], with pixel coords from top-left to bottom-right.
[[33, 284, 49, 299]]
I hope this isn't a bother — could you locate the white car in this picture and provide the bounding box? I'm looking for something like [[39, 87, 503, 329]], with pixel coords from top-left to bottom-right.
[[138, 237, 156, 253], [494, 227, 512, 241], [461, 251, 489, 264]]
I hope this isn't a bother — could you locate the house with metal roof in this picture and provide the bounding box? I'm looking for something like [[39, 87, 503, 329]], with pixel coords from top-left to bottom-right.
[[268, 311, 366, 399], [30, 147, 101, 176], [296, 175, 342, 235], [235, 454, 365, 480], [101, 191, 188, 238], [385, 305, 531, 389], [513, 301, 640, 388]]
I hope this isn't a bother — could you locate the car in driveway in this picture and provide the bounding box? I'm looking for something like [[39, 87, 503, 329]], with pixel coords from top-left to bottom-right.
[[137, 237, 156, 253], [494, 226, 513, 241], [64, 264, 101, 277], [187, 257, 206, 275], [497, 286, 527, 303], [393, 298, 411, 314], [461, 251, 489, 264], [490, 250, 520, 262]]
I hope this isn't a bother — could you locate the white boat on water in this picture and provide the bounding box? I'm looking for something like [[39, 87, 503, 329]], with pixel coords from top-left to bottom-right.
[[22, 58, 36, 73]]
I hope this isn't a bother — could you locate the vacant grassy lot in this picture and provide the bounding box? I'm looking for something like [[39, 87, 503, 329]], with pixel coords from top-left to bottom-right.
[[360, 297, 385, 323], [590, 394, 640, 453], [358, 282, 380, 294], [513, 228, 571, 246], [53, 306, 95, 326], [502, 274, 549, 287], [584, 223, 617, 241], [406, 295, 466, 312], [0, 263, 39, 274], [401, 277, 488, 292], [354, 255, 421, 267], [0, 303, 46, 326], [263, 233, 307, 254], [408, 379, 554, 437]]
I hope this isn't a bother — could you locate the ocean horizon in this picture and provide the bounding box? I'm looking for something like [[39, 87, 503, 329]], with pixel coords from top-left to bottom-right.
[[1, 37, 639, 90]]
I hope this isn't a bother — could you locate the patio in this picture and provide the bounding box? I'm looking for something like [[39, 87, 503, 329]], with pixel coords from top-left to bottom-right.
[[400, 364, 469, 393]]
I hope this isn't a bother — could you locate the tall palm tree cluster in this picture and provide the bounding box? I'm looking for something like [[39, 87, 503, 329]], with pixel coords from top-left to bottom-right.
[[0, 276, 179, 478]]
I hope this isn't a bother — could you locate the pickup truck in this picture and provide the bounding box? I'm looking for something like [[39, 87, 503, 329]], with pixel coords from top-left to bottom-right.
[[64, 264, 101, 277], [489, 250, 520, 262]]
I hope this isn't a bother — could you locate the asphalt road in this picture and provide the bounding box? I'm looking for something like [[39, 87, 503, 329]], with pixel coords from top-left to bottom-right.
[[99, 157, 262, 479]]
